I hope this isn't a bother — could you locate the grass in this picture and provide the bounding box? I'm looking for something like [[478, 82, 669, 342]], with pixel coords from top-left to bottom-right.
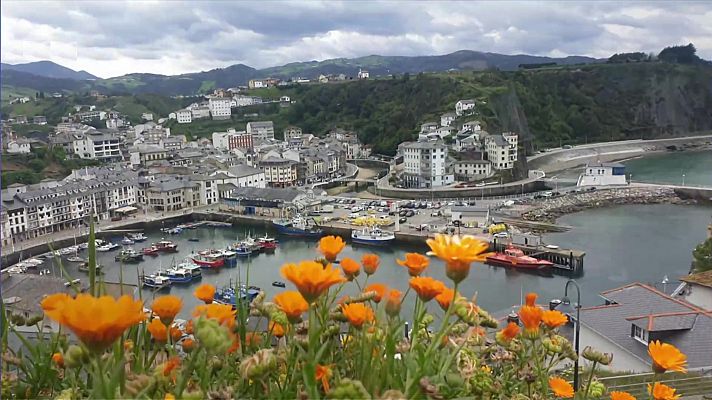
[[2, 85, 38, 104]]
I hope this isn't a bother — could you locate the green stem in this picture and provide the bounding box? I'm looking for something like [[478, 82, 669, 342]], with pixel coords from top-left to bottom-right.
[[583, 361, 597, 398], [425, 282, 459, 359]]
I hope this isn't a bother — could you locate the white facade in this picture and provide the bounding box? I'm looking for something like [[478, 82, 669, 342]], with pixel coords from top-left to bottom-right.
[[176, 110, 192, 124], [455, 99, 476, 116], [209, 98, 232, 120], [6, 140, 31, 154], [420, 122, 439, 133], [357, 69, 369, 79], [246, 121, 275, 141], [73, 133, 122, 161], [577, 163, 628, 187], [212, 166, 267, 189], [440, 113, 456, 127], [402, 141, 453, 188], [462, 120, 482, 132], [453, 160, 492, 180], [258, 158, 298, 187], [485, 133, 518, 170], [680, 283, 712, 311], [191, 106, 210, 119]]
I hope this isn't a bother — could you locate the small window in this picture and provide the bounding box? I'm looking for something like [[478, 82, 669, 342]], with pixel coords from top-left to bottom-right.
[[632, 325, 649, 344]]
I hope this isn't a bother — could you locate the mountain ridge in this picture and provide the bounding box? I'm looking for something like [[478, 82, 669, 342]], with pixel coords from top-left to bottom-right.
[[1, 60, 98, 80]]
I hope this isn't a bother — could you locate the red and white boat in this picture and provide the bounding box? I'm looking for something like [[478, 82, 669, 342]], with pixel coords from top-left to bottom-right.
[[485, 246, 553, 270], [142, 246, 159, 256], [257, 235, 278, 252], [191, 250, 225, 268], [154, 240, 178, 253]]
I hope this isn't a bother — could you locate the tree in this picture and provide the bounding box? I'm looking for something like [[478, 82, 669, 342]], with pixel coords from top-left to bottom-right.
[[692, 238, 712, 273], [658, 43, 700, 64]]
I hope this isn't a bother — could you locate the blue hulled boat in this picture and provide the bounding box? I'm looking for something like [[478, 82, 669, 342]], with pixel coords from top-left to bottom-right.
[[272, 215, 323, 238]]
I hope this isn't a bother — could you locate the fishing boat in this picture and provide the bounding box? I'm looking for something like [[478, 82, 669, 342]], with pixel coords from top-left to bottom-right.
[[351, 226, 395, 246], [128, 232, 148, 242], [78, 242, 89, 250], [154, 240, 178, 253], [191, 250, 225, 268], [176, 260, 203, 279], [67, 256, 86, 263], [142, 274, 172, 290], [220, 249, 238, 266], [157, 267, 193, 284], [121, 237, 135, 246], [97, 244, 113, 252], [230, 244, 252, 258], [272, 281, 286, 288], [161, 227, 183, 235], [114, 248, 144, 263], [213, 284, 261, 307], [79, 262, 104, 273], [272, 215, 323, 238], [142, 246, 160, 256], [485, 246, 554, 270], [257, 235, 278, 252]]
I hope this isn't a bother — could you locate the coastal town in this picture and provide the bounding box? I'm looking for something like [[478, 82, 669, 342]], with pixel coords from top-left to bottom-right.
[[3, 2, 712, 397]]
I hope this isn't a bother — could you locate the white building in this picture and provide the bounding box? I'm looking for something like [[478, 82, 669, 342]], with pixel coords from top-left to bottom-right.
[[6, 139, 31, 154], [191, 106, 210, 120], [209, 98, 232, 120], [485, 132, 518, 170], [577, 162, 627, 187], [246, 121, 275, 141], [420, 122, 439, 133], [248, 79, 266, 89], [73, 132, 122, 161], [679, 270, 712, 311], [141, 113, 154, 121], [284, 126, 302, 140], [258, 157, 298, 188], [401, 141, 453, 188], [452, 160, 492, 181], [176, 109, 192, 124], [211, 164, 267, 189], [212, 129, 253, 151], [455, 99, 476, 116], [440, 112, 456, 127], [462, 120, 482, 132], [357, 69, 370, 79]]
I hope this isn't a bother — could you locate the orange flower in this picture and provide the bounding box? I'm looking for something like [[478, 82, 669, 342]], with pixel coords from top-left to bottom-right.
[[385, 289, 402, 317], [518, 292, 543, 334], [185, 320, 194, 335], [610, 392, 637, 400], [170, 325, 183, 341], [165, 394, 176, 400], [498, 321, 520, 342], [542, 310, 568, 329], [52, 352, 64, 368], [340, 257, 361, 280], [181, 338, 195, 352], [318, 236, 346, 262], [245, 332, 263, 347], [361, 254, 380, 275], [426, 234, 491, 283], [152, 295, 182, 325], [281, 261, 346, 303], [193, 304, 236, 328], [124, 339, 134, 352], [315, 364, 333, 393], [435, 287, 458, 311], [397, 253, 429, 276], [648, 382, 680, 400], [269, 321, 287, 338], [273, 291, 309, 323], [227, 332, 240, 353], [648, 340, 687, 373], [341, 303, 375, 328], [409, 276, 446, 302], [148, 318, 168, 342], [363, 283, 388, 303], [549, 376, 574, 398], [40, 293, 145, 352], [162, 356, 180, 376], [193, 284, 215, 304]]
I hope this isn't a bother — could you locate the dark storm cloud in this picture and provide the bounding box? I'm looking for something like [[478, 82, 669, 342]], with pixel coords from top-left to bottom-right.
[[2, 1, 710, 78]]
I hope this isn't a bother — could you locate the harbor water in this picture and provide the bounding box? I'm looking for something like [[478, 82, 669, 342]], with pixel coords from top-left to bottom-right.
[[624, 150, 712, 187]]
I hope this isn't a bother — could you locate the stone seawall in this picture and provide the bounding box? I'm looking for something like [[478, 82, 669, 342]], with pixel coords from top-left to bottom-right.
[[372, 180, 548, 199], [521, 187, 695, 223]]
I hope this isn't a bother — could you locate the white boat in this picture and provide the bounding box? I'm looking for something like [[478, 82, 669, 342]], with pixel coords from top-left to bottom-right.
[[121, 237, 135, 246], [97, 244, 113, 252], [142, 274, 172, 290], [7, 266, 27, 274], [128, 233, 148, 242], [351, 226, 396, 246], [177, 260, 203, 279], [24, 258, 44, 267], [67, 256, 86, 263]]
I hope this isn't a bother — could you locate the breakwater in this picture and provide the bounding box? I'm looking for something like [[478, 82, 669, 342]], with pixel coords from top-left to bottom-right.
[[521, 187, 694, 223]]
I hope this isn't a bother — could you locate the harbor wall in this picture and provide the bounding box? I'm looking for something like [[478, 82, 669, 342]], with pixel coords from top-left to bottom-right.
[[370, 179, 547, 199]]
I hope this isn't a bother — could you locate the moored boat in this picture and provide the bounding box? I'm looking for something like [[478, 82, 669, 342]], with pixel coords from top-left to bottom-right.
[[142, 246, 160, 256], [142, 274, 172, 290], [114, 248, 144, 263], [220, 249, 238, 266], [157, 267, 193, 284], [121, 237, 135, 246], [154, 240, 178, 253], [485, 246, 554, 270], [213, 284, 261, 308], [129, 233, 148, 242], [272, 215, 323, 238], [351, 226, 395, 246], [67, 256, 86, 263], [177, 260, 203, 279], [191, 250, 225, 268], [257, 235, 278, 252], [79, 262, 104, 273]]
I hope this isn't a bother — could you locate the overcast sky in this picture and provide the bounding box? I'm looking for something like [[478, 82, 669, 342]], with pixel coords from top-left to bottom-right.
[[2, 1, 711, 78]]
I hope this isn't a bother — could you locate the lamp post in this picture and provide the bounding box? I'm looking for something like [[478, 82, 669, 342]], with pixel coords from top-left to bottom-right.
[[682, 173, 686, 186], [551, 279, 582, 391]]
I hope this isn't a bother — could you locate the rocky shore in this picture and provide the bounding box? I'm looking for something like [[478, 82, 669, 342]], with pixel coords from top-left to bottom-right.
[[521, 187, 696, 223]]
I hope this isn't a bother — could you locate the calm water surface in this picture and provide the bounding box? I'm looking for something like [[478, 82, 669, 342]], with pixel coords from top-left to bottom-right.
[[623, 150, 712, 186], [50, 204, 709, 317]]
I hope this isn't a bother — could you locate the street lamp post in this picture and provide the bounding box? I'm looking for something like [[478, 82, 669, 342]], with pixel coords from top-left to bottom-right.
[[682, 173, 686, 186], [551, 279, 582, 391]]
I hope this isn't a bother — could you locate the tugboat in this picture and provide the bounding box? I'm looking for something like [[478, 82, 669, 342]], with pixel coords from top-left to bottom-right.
[[272, 215, 323, 238], [485, 246, 554, 270], [154, 240, 178, 253], [114, 248, 144, 263], [142, 274, 172, 290], [191, 250, 225, 268], [128, 232, 148, 242], [257, 235, 278, 252], [213, 284, 261, 308], [351, 226, 396, 246]]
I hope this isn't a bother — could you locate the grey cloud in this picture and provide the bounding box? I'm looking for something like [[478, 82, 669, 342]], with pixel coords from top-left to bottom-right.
[[1, 0, 710, 78]]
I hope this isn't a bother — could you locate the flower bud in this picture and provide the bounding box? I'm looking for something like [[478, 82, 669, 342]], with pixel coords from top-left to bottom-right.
[[328, 379, 371, 399], [195, 317, 231, 355], [379, 389, 406, 400], [588, 380, 606, 397], [582, 346, 613, 365], [542, 337, 563, 354], [125, 374, 155, 397], [64, 345, 89, 368], [239, 349, 277, 380]]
